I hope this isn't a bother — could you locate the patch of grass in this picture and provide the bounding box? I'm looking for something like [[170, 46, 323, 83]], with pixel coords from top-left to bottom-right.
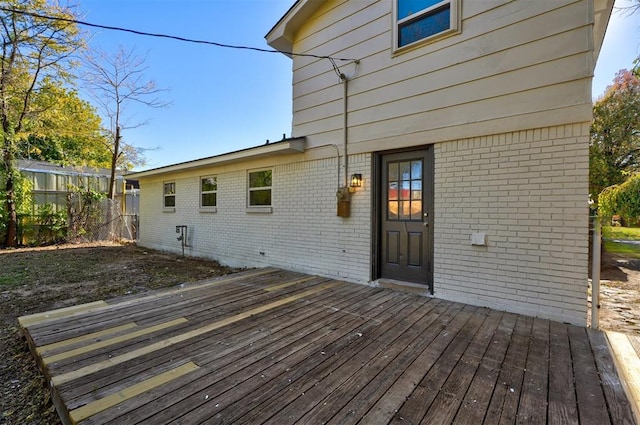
[[602, 226, 640, 241], [603, 240, 640, 258], [0, 270, 29, 289]]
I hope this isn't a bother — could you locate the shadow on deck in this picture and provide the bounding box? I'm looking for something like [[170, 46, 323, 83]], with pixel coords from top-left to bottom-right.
[[18, 268, 638, 424]]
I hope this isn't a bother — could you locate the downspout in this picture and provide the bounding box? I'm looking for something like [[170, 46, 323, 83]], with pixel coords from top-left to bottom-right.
[[332, 144, 341, 191], [332, 59, 358, 217], [341, 74, 349, 186]]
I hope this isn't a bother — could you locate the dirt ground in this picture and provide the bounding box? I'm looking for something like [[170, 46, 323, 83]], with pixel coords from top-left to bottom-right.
[[591, 251, 640, 334], [0, 243, 638, 425], [0, 242, 238, 425]]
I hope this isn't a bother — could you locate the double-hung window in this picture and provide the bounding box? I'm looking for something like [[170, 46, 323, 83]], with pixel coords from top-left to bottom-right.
[[163, 182, 176, 208], [200, 176, 217, 209], [396, 0, 458, 49], [248, 169, 272, 207]]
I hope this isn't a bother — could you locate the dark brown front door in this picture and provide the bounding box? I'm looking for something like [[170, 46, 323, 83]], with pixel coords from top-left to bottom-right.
[[378, 148, 434, 290]]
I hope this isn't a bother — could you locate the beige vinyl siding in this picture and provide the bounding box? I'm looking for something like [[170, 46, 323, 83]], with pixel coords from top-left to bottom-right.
[[289, 0, 594, 149]]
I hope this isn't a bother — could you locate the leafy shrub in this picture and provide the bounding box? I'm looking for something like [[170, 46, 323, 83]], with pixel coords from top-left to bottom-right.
[[18, 204, 67, 245], [598, 173, 640, 225]]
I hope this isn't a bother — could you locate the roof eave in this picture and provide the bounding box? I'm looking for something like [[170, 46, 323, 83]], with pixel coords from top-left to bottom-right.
[[592, 0, 615, 64], [125, 137, 306, 179], [265, 0, 326, 56]]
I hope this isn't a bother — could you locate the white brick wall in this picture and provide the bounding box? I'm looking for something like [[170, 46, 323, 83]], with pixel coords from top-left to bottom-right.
[[138, 154, 372, 283], [139, 123, 589, 326], [433, 124, 590, 325]]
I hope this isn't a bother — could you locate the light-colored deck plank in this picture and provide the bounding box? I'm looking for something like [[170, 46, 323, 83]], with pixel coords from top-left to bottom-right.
[[607, 331, 640, 425]]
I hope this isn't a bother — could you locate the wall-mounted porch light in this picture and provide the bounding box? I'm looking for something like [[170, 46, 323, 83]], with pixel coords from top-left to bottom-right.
[[349, 173, 363, 192]]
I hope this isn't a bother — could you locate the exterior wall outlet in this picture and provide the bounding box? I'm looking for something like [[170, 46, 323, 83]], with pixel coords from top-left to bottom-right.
[[471, 232, 486, 246]]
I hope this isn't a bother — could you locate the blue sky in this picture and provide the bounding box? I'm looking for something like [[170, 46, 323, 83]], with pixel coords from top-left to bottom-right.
[[77, 0, 640, 170], [79, 0, 294, 170]]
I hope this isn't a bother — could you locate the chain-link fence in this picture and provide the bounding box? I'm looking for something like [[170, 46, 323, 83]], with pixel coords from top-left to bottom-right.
[[66, 194, 136, 243], [16, 195, 138, 246]]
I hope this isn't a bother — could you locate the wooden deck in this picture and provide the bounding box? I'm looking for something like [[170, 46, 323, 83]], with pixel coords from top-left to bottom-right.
[[18, 268, 638, 425]]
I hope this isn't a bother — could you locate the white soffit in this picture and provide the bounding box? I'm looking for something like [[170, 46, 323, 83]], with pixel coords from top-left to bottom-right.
[[265, 0, 326, 55], [592, 0, 615, 62]]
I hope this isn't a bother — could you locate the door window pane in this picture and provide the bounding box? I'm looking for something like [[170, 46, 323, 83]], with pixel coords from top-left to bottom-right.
[[388, 201, 398, 220], [387, 158, 424, 222], [399, 201, 410, 220], [388, 182, 398, 200], [400, 161, 411, 180], [411, 180, 422, 199], [400, 181, 410, 200], [411, 201, 422, 220], [389, 163, 399, 181], [411, 160, 422, 179]]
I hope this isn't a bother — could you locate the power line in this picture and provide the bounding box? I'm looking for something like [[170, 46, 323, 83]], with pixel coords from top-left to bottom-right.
[[0, 6, 359, 62]]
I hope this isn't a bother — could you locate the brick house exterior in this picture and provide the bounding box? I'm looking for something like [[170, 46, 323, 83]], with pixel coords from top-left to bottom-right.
[[128, 0, 613, 325]]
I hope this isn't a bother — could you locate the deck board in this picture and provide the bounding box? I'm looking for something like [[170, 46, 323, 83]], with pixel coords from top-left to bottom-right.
[[547, 320, 579, 425], [389, 305, 483, 424], [66, 282, 364, 413], [589, 330, 636, 425], [420, 309, 504, 425], [570, 325, 612, 425], [485, 314, 533, 425], [18, 268, 638, 425], [451, 312, 517, 425], [517, 317, 550, 425]]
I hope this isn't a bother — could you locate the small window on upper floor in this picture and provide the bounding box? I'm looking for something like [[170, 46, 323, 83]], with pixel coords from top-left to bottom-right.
[[395, 0, 459, 50], [163, 181, 176, 208], [200, 176, 217, 208]]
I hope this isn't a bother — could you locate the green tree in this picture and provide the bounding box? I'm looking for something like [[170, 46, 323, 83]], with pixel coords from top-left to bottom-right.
[[0, 1, 84, 246], [590, 69, 640, 202], [18, 82, 112, 167], [598, 173, 640, 223]]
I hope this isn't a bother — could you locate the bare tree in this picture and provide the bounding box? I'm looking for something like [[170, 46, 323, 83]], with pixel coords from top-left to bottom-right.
[[82, 46, 168, 199], [617, 0, 640, 15], [0, 1, 84, 246]]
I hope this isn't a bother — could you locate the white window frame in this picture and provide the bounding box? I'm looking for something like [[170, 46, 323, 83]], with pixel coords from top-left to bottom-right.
[[200, 175, 218, 212], [247, 168, 273, 213], [393, 0, 459, 53], [163, 181, 176, 211]]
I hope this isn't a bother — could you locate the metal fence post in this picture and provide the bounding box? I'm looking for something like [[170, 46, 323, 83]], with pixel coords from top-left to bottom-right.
[[591, 215, 601, 330]]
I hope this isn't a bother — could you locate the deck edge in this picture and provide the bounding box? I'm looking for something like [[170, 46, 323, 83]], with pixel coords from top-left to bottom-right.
[[606, 331, 640, 425]]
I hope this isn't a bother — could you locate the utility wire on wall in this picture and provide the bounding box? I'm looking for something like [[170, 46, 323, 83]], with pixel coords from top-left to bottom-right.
[[0, 7, 359, 63]]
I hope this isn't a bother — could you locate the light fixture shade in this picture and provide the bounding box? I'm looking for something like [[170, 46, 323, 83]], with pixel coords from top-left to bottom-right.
[[350, 173, 363, 188]]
